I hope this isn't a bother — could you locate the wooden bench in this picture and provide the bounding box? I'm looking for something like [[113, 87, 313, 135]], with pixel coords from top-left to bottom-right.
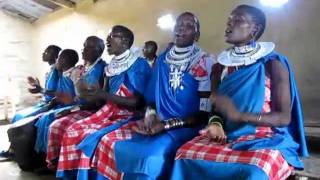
[[292, 155, 320, 179]]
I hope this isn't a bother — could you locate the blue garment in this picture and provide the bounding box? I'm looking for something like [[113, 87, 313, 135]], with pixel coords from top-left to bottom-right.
[[172, 52, 308, 179], [77, 117, 137, 158], [112, 53, 203, 180], [81, 59, 106, 89], [11, 66, 60, 123], [172, 159, 268, 180], [44, 66, 60, 102], [108, 57, 151, 95], [56, 57, 152, 179], [34, 61, 106, 153], [76, 52, 203, 180], [34, 106, 74, 153], [11, 102, 47, 124], [34, 71, 77, 153]]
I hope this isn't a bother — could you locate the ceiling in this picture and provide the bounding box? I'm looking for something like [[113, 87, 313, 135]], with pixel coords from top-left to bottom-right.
[[0, 0, 82, 22]]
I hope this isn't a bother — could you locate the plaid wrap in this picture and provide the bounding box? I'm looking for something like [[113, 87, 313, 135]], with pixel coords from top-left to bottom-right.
[[46, 110, 93, 164], [55, 85, 134, 171], [91, 123, 136, 180], [175, 131, 293, 180], [175, 76, 292, 180]]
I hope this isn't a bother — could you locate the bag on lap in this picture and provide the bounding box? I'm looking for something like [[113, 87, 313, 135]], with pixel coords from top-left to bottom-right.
[[7, 114, 44, 171]]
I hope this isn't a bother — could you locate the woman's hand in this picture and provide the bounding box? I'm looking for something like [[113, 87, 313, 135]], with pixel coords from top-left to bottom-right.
[[201, 123, 227, 144], [132, 114, 164, 135], [55, 92, 74, 104], [27, 76, 42, 94], [27, 76, 40, 86]]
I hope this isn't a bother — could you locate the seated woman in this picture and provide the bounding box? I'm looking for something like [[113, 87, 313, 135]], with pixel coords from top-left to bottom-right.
[[11, 45, 61, 123], [0, 45, 61, 159], [46, 36, 108, 163], [49, 25, 152, 179], [85, 12, 214, 180], [34, 37, 106, 154], [172, 5, 308, 180], [34, 49, 83, 153]]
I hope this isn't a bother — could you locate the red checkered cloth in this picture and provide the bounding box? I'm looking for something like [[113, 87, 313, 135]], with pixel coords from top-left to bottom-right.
[[175, 131, 292, 180], [175, 76, 292, 180], [89, 76, 274, 179], [46, 110, 93, 165], [91, 122, 137, 180], [56, 85, 134, 171]]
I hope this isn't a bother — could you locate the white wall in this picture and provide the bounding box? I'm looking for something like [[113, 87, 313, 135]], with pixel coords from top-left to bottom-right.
[[0, 11, 39, 107]]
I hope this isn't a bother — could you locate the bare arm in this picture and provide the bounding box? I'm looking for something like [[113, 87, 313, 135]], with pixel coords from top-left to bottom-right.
[[102, 93, 145, 109], [240, 59, 291, 127]]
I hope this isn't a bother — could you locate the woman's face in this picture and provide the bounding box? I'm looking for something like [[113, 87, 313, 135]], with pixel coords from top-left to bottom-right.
[[225, 8, 257, 46], [56, 53, 69, 72], [82, 38, 102, 64], [174, 14, 198, 48], [106, 29, 127, 56]]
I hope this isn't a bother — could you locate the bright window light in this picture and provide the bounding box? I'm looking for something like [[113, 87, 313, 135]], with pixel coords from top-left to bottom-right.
[[260, 0, 289, 7], [157, 14, 175, 30]]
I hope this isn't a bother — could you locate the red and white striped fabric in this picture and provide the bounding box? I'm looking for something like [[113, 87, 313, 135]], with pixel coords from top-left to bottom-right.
[[46, 110, 93, 165], [56, 85, 134, 171], [175, 76, 293, 180], [175, 133, 293, 180], [91, 122, 137, 180]]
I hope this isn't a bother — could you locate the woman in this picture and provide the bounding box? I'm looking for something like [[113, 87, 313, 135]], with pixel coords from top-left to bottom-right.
[[172, 5, 308, 180], [35, 36, 107, 154], [11, 45, 61, 123], [52, 25, 152, 179], [34, 49, 84, 153], [85, 12, 213, 180]]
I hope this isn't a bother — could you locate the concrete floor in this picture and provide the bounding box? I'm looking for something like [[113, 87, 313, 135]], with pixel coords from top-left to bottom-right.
[[0, 161, 56, 180], [0, 123, 56, 180]]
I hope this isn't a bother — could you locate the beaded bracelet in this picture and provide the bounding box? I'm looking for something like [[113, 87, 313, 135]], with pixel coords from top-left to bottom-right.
[[257, 114, 262, 122], [163, 118, 185, 130], [209, 121, 223, 128], [208, 115, 223, 127]]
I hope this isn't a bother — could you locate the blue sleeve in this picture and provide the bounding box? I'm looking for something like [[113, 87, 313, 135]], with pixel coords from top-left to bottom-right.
[[45, 68, 59, 92], [127, 58, 152, 95], [44, 68, 59, 101]]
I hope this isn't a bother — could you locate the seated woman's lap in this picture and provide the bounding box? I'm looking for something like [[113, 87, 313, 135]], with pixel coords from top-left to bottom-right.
[[172, 159, 268, 180]]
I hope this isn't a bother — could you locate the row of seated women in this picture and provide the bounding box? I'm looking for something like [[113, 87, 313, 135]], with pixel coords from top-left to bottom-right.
[[7, 4, 308, 180]]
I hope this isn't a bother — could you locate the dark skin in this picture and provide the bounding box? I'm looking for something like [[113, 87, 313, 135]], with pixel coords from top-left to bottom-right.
[[28, 46, 60, 94], [174, 13, 200, 48], [80, 27, 144, 110], [207, 7, 291, 144], [43, 47, 59, 65], [56, 37, 105, 108], [27, 52, 77, 109], [134, 13, 209, 135], [142, 42, 157, 61], [82, 36, 104, 65], [52, 52, 77, 104], [56, 53, 74, 72]]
